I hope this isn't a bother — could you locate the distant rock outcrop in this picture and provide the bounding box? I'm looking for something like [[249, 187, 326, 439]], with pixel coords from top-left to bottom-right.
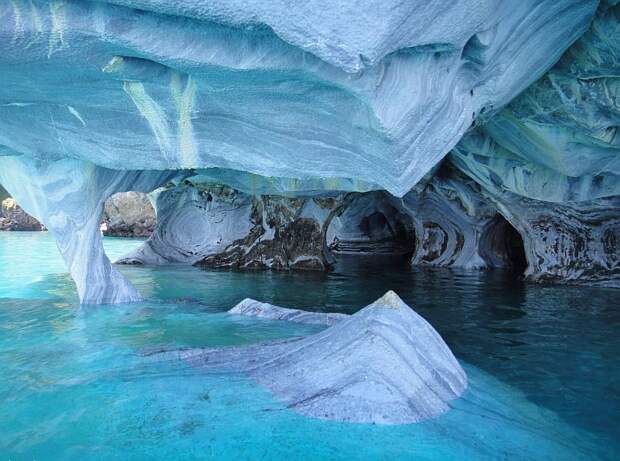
[[159, 291, 467, 424], [101, 192, 156, 238], [0, 198, 45, 231]]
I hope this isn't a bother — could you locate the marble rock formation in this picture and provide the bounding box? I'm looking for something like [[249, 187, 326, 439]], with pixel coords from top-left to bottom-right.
[[101, 191, 156, 238], [447, 3, 620, 285], [162, 291, 467, 424], [485, 192, 619, 286], [402, 169, 497, 269], [118, 182, 345, 270], [0, 197, 46, 231], [119, 182, 423, 270], [399, 166, 528, 272], [0, 156, 180, 304], [0, 0, 616, 302], [229, 298, 347, 326], [0, 0, 594, 195], [326, 191, 415, 256]]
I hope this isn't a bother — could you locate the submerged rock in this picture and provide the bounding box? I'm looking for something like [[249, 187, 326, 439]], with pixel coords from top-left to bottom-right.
[[162, 291, 467, 424], [229, 298, 347, 326]]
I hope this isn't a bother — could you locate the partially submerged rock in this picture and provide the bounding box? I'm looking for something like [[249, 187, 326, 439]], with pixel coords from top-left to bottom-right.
[[166, 291, 467, 424], [229, 298, 347, 326]]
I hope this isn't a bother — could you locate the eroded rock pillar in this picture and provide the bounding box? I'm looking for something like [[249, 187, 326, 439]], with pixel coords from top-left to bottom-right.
[[0, 156, 178, 303]]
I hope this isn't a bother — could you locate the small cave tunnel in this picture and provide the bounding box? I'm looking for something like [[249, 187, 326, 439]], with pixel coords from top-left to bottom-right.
[[326, 194, 415, 268], [481, 214, 527, 274]]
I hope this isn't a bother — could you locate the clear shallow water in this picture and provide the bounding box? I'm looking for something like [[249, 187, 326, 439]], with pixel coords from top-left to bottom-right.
[[0, 232, 618, 460]]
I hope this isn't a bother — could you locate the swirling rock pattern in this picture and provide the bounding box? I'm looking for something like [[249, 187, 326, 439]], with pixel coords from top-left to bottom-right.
[[119, 183, 343, 270], [157, 291, 467, 424], [0, 0, 596, 195], [0, 155, 179, 304], [326, 191, 415, 256], [0, 0, 617, 301], [486, 191, 620, 286], [402, 169, 497, 269], [229, 298, 347, 327]]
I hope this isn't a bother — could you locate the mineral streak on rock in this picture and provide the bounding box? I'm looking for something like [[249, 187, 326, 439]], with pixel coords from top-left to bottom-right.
[[0, 0, 597, 195], [118, 182, 344, 269], [485, 191, 620, 286], [229, 298, 347, 326], [161, 291, 468, 425], [0, 0, 617, 303]]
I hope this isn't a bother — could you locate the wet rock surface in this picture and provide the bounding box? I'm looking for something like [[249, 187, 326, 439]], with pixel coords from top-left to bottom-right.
[[153, 291, 468, 425], [229, 298, 347, 326]]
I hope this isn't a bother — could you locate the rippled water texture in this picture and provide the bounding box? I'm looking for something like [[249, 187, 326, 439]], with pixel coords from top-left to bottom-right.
[[1, 232, 618, 460]]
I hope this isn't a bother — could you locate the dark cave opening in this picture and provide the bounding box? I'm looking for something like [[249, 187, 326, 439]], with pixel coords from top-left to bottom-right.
[[481, 214, 527, 274], [326, 197, 416, 268]]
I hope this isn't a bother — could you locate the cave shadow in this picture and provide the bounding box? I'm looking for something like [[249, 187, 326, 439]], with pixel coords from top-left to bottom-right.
[[326, 195, 416, 273], [480, 214, 527, 275]]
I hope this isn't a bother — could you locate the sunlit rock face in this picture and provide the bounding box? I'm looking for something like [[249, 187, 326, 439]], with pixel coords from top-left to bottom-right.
[[159, 291, 467, 424], [101, 192, 156, 238], [0, 0, 596, 195], [0, 197, 45, 231], [229, 298, 347, 326]]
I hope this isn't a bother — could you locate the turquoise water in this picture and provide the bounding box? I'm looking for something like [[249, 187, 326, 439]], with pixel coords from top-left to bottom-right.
[[0, 232, 618, 460]]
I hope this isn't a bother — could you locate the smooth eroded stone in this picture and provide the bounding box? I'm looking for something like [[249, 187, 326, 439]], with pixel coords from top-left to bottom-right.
[[229, 298, 347, 326], [164, 291, 467, 424]]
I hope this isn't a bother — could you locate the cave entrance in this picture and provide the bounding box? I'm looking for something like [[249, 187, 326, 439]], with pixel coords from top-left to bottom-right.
[[481, 214, 527, 274], [326, 194, 415, 269]]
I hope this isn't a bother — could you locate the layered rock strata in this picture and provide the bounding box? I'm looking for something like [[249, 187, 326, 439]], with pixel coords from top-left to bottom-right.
[[118, 183, 345, 270], [229, 298, 347, 326], [0, 0, 616, 302], [157, 291, 467, 424]]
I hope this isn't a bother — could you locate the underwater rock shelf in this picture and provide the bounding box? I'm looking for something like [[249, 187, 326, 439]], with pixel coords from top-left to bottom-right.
[[158, 291, 468, 425]]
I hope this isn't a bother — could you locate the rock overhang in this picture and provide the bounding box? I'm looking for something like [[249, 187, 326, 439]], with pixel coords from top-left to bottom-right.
[[0, 0, 599, 196]]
